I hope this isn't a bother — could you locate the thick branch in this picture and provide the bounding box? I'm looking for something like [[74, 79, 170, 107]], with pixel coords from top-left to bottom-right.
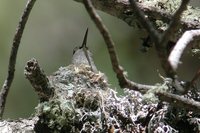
[[168, 29, 200, 71], [74, 0, 200, 42], [0, 0, 37, 118]]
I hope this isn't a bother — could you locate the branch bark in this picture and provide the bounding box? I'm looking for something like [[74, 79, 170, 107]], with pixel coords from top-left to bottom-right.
[[0, 0, 37, 118], [24, 58, 53, 101], [75, 0, 200, 42], [168, 29, 200, 71]]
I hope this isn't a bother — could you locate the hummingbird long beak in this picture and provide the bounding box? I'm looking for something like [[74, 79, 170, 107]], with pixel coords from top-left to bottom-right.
[[80, 28, 89, 49]]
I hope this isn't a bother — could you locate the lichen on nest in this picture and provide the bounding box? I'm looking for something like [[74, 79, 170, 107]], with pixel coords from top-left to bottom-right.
[[34, 64, 200, 132]]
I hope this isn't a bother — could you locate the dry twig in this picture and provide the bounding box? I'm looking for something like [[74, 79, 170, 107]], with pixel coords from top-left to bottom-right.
[[83, 0, 154, 93], [156, 91, 200, 113], [129, 0, 190, 77], [0, 0, 37, 118], [128, 0, 160, 44], [160, 0, 190, 47]]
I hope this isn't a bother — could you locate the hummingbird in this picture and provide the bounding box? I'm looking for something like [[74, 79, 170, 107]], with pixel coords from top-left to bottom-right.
[[72, 28, 97, 72]]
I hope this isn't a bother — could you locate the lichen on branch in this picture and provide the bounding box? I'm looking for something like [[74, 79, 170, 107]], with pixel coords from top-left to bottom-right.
[[75, 0, 200, 43]]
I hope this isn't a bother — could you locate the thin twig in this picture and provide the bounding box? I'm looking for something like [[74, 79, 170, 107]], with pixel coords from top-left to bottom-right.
[[128, 0, 160, 45], [129, 0, 189, 77], [168, 29, 200, 71], [129, 0, 171, 77], [83, 0, 125, 84], [83, 0, 122, 74], [159, 0, 190, 77], [156, 91, 200, 113], [83, 0, 154, 93], [0, 0, 37, 118], [124, 79, 154, 94], [160, 0, 190, 47]]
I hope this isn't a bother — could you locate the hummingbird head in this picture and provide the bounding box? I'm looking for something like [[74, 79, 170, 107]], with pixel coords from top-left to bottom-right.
[[71, 28, 97, 72], [73, 28, 89, 55]]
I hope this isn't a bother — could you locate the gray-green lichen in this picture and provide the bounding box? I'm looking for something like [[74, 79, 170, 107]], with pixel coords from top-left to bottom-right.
[[33, 64, 200, 132], [143, 77, 172, 103], [36, 100, 76, 131], [139, 0, 181, 13], [78, 0, 200, 43], [140, 0, 200, 33], [35, 64, 108, 132]]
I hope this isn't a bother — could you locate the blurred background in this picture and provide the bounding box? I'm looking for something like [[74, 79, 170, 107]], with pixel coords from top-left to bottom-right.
[[0, 0, 200, 119]]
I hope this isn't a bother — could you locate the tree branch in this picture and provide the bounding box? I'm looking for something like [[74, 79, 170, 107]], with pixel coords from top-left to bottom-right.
[[158, 0, 190, 77], [129, 0, 189, 77], [74, 0, 200, 43], [156, 91, 200, 113], [24, 58, 53, 101], [128, 0, 160, 44], [160, 0, 190, 48], [168, 29, 200, 71], [0, 0, 37, 118]]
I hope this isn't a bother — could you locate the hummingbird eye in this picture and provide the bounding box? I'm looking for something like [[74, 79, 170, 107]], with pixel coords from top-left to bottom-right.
[[73, 46, 79, 54]]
